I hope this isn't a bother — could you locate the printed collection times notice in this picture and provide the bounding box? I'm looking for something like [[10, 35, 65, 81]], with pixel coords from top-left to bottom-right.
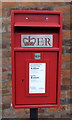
[[29, 63, 46, 94]]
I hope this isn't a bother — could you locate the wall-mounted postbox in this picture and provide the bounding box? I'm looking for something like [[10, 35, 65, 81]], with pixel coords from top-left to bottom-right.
[[11, 10, 62, 108]]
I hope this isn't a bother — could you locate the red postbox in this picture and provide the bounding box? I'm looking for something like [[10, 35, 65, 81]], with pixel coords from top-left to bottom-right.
[[11, 10, 62, 108]]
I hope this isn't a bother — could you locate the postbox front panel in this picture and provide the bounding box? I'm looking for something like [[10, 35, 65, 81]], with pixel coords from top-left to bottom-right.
[[11, 10, 62, 108], [15, 51, 57, 105]]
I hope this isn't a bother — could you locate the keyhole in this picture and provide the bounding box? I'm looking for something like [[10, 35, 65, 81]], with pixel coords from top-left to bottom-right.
[[22, 79, 24, 82]]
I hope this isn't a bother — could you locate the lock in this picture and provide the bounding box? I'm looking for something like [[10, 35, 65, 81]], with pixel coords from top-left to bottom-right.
[[34, 53, 41, 59]]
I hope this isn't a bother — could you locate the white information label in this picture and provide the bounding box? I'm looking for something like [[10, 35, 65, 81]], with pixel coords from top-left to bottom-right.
[[29, 63, 46, 93]]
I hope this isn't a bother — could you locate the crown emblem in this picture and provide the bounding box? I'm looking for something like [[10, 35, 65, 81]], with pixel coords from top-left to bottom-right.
[[23, 36, 36, 46]]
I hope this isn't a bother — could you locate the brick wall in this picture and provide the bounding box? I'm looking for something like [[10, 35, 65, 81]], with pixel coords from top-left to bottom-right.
[[1, 1, 72, 119]]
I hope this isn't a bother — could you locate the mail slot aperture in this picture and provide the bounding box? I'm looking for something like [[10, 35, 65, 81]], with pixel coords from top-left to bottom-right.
[[14, 27, 59, 48]]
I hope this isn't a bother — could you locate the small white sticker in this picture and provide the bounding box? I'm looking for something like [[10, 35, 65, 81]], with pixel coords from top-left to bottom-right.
[[29, 63, 46, 93]]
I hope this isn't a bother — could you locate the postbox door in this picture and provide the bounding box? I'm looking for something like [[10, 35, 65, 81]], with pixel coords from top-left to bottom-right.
[[15, 51, 58, 105]]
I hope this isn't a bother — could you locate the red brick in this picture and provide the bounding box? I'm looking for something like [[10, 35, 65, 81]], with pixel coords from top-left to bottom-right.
[[15, 109, 25, 117], [0, 103, 2, 110], [21, 114, 30, 118], [2, 8, 6, 16], [65, 46, 72, 54], [62, 70, 70, 77], [70, 70, 72, 76], [0, 32, 2, 38], [2, 67, 8, 72], [61, 112, 71, 118], [63, 30, 71, 39], [48, 107, 58, 112], [63, 23, 70, 30], [17, 2, 40, 7], [42, 2, 64, 6], [2, 50, 11, 57], [61, 91, 67, 98], [70, 85, 72, 90], [70, 63, 72, 69], [0, 52, 2, 57], [2, 103, 10, 109], [62, 62, 71, 70], [2, 73, 8, 80], [25, 109, 30, 114], [0, 111, 2, 118], [2, 96, 12, 103], [38, 108, 44, 113], [62, 55, 71, 62], [0, 8, 2, 16], [2, 88, 11, 95], [70, 104, 72, 110], [2, 17, 11, 24], [2, 43, 6, 48], [47, 106, 65, 112], [0, 66, 2, 72], [0, 74, 2, 81], [63, 39, 72, 47], [6, 80, 12, 87], [2, 81, 6, 88], [0, 2, 2, 8], [67, 91, 72, 98], [2, 33, 11, 41], [65, 104, 70, 110], [0, 58, 2, 66], [0, 89, 2, 95], [70, 16, 72, 21], [2, 109, 18, 118], [38, 114, 54, 118], [0, 34, 1, 40], [57, 106, 66, 112], [2, 57, 11, 65], [65, 2, 72, 5], [62, 77, 70, 85], [2, 42, 11, 49], [61, 85, 71, 90], [8, 57, 11, 64], [2, 57, 8, 65], [2, 2, 17, 7], [65, 63, 71, 69], [63, 15, 71, 22], [54, 5, 70, 13], [0, 81, 2, 88]]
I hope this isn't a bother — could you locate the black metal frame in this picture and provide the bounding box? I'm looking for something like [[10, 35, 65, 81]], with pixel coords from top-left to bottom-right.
[[30, 108, 38, 120]]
